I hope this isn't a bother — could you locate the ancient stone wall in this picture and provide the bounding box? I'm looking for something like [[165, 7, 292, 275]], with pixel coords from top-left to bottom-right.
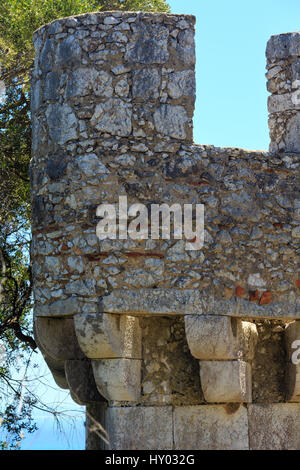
[[31, 12, 300, 449]]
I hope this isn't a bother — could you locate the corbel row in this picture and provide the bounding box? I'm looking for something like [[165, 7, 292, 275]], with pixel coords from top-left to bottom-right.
[[34, 312, 300, 405]]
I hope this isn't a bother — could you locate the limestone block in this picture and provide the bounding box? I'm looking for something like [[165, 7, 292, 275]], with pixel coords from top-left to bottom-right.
[[167, 70, 195, 99], [92, 358, 141, 402], [174, 405, 249, 450], [34, 317, 84, 363], [248, 404, 300, 449], [46, 103, 77, 145], [132, 68, 160, 99], [266, 32, 300, 62], [90, 98, 132, 136], [64, 359, 105, 405], [74, 313, 141, 359], [105, 406, 173, 450], [125, 23, 169, 65], [35, 297, 79, 317], [153, 104, 188, 139], [285, 321, 300, 402], [100, 288, 300, 320], [200, 360, 252, 403], [268, 92, 300, 113], [185, 315, 257, 360]]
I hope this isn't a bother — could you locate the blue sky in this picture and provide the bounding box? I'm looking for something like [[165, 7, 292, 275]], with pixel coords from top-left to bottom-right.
[[15, 0, 300, 451], [170, 0, 300, 150]]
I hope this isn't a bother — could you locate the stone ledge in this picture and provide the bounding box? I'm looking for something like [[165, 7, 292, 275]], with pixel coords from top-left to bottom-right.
[[100, 288, 300, 320]]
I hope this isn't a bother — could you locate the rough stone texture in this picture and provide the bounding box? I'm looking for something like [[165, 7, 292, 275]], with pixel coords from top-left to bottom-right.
[[174, 405, 249, 450], [74, 313, 142, 359], [92, 358, 141, 402], [252, 320, 286, 403], [185, 315, 257, 360], [266, 32, 300, 152], [104, 406, 173, 450], [100, 288, 300, 320], [200, 360, 252, 403], [30, 11, 300, 449], [248, 404, 300, 449], [139, 316, 204, 406]]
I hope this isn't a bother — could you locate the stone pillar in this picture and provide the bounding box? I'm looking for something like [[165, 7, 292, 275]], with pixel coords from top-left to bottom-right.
[[266, 32, 300, 153]]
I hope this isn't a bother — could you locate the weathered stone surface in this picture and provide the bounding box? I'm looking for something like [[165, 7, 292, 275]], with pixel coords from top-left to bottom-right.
[[132, 68, 160, 99], [100, 289, 300, 320], [185, 315, 257, 360], [105, 406, 173, 450], [64, 359, 105, 405], [174, 405, 249, 450], [284, 112, 300, 152], [65, 68, 113, 98], [91, 98, 132, 136], [266, 32, 300, 62], [125, 23, 169, 64], [55, 36, 81, 67], [34, 317, 84, 361], [35, 297, 79, 317], [167, 70, 195, 99], [43, 71, 60, 101], [92, 358, 141, 402], [46, 103, 77, 145], [200, 360, 252, 403], [153, 104, 188, 139], [252, 320, 287, 403], [74, 313, 141, 359], [248, 404, 300, 449], [176, 30, 195, 65], [39, 38, 55, 73], [139, 316, 204, 406]]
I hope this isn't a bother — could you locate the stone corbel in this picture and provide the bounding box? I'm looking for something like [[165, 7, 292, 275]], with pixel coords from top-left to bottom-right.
[[34, 316, 103, 403], [74, 313, 142, 402], [184, 315, 258, 403]]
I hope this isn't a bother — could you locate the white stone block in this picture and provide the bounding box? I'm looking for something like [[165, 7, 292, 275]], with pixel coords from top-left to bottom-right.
[[200, 360, 252, 403], [74, 313, 141, 359], [92, 358, 141, 402], [105, 406, 173, 450], [174, 405, 249, 450], [185, 315, 257, 360]]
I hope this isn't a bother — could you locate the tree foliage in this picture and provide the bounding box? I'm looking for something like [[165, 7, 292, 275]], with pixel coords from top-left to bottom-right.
[[0, 0, 170, 449]]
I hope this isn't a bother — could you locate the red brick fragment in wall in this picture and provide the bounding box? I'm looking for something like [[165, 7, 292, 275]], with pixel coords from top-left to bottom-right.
[[235, 286, 246, 297], [259, 291, 272, 305]]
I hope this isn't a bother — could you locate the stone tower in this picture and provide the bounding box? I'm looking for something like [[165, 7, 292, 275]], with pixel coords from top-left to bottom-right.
[[30, 12, 300, 449]]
